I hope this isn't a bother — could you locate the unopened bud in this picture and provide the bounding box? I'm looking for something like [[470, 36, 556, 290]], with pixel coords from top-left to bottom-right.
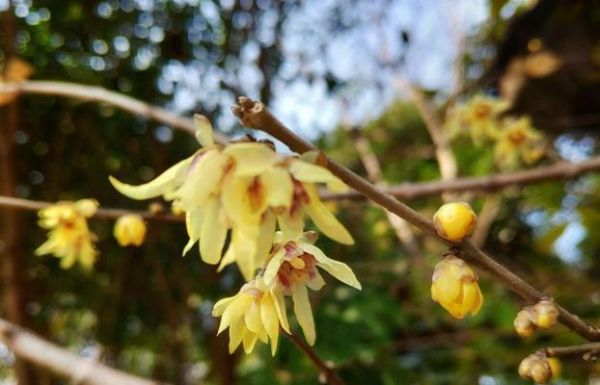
[[532, 299, 558, 329], [514, 308, 537, 337], [433, 202, 477, 242]]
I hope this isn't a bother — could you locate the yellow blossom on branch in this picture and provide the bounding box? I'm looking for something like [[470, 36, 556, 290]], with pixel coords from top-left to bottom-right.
[[35, 199, 99, 270], [446, 95, 508, 145], [110, 115, 354, 280], [262, 231, 361, 345], [431, 255, 483, 319], [113, 214, 147, 247], [493, 117, 545, 170], [212, 277, 289, 355]]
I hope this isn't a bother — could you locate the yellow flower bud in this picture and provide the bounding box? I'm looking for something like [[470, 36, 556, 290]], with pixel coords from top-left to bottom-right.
[[514, 308, 537, 337], [74, 199, 99, 218], [530, 359, 552, 384], [114, 214, 147, 247], [547, 357, 561, 378], [519, 353, 552, 384], [431, 255, 483, 319], [433, 202, 477, 242], [532, 299, 559, 329]]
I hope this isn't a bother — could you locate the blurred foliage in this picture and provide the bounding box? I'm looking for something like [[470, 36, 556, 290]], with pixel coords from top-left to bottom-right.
[[1, 1, 600, 385]]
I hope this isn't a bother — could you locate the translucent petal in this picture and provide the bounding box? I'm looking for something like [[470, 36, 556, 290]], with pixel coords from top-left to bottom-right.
[[292, 285, 315, 345], [242, 329, 258, 353], [289, 160, 347, 192], [224, 142, 278, 177], [306, 270, 326, 291], [260, 168, 293, 209], [200, 198, 227, 264], [230, 226, 259, 281], [217, 246, 236, 272], [271, 287, 290, 334], [228, 319, 244, 353], [261, 296, 280, 356], [194, 114, 214, 148], [433, 269, 461, 304], [183, 208, 203, 256], [173, 150, 228, 211], [219, 296, 250, 335], [109, 156, 193, 200], [212, 296, 236, 317], [277, 211, 304, 241], [304, 184, 354, 245], [263, 248, 286, 286], [462, 282, 479, 315], [301, 243, 361, 290], [244, 300, 262, 334], [254, 211, 276, 268]]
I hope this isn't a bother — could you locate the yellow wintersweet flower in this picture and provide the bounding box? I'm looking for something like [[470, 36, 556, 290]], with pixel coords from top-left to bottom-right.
[[493, 117, 545, 170], [212, 277, 290, 355], [262, 231, 361, 345], [431, 255, 483, 319], [447, 95, 508, 145], [35, 199, 99, 270], [110, 115, 354, 281], [113, 214, 146, 246]]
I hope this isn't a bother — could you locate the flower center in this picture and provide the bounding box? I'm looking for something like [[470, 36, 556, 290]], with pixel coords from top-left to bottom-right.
[[277, 253, 316, 291]]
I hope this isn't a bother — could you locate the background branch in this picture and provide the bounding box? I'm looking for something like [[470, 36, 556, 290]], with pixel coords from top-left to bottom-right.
[[0, 80, 227, 143], [232, 96, 600, 342], [0, 317, 168, 385], [321, 156, 600, 201], [544, 342, 600, 358], [0, 196, 183, 223]]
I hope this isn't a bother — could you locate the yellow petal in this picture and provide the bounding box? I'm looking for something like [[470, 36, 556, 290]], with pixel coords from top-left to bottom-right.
[[304, 184, 354, 245], [173, 151, 229, 212], [271, 287, 290, 334], [224, 142, 278, 177], [183, 208, 204, 256], [277, 211, 304, 241], [472, 285, 484, 315], [301, 243, 361, 290], [230, 226, 259, 281], [221, 176, 266, 225], [260, 295, 280, 356], [292, 285, 315, 345], [212, 296, 236, 317], [306, 270, 326, 291], [254, 211, 276, 268], [219, 296, 250, 334], [228, 319, 244, 353], [260, 168, 293, 209], [200, 198, 227, 264], [242, 329, 258, 353], [109, 156, 193, 200], [289, 159, 347, 192], [217, 246, 236, 272], [462, 282, 479, 315], [244, 300, 262, 334], [263, 248, 286, 286], [194, 114, 215, 148]]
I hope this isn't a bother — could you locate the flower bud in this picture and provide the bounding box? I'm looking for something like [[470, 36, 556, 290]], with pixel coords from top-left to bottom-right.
[[547, 357, 561, 378], [514, 308, 537, 337], [431, 255, 483, 319], [532, 299, 559, 329], [519, 353, 552, 384], [114, 214, 147, 247], [433, 202, 477, 242], [74, 199, 99, 218]]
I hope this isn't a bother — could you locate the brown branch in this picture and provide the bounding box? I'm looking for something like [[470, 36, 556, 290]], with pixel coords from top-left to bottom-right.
[[0, 317, 168, 385], [0, 196, 183, 223], [321, 156, 600, 201], [231, 96, 600, 342], [285, 333, 344, 385], [544, 343, 600, 358], [394, 76, 457, 183], [0, 80, 227, 143]]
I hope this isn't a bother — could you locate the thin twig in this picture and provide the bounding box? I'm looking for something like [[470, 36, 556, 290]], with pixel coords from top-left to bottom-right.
[[544, 343, 600, 358], [321, 156, 600, 201], [0, 80, 227, 143], [285, 333, 345, 385], [0, 196, 183, 223], [231, 96, 600, 342], [347, 127, 424, 259], [0, 318, 168, 385]]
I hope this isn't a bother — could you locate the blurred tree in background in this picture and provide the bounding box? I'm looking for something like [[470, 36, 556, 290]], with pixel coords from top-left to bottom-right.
[[1, 0, 599, 384]]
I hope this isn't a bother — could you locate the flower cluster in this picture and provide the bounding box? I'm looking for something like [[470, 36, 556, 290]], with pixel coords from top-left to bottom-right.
[[111, 116, 361, 352], [514, 299, 559, 337], [446, 95, 545, 170], [35, 199, 99, 270]]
